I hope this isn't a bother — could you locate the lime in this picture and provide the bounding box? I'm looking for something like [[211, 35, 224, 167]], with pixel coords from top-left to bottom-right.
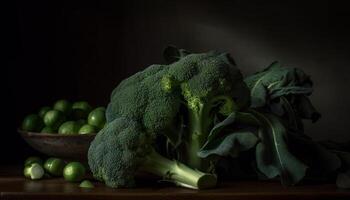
[[24, 163, 44, 180], [38, 106, 51, 118], [78, 124, 96, 134], [41, 126, 56, 133], [44, 158, 66, 176], [88, 108, 106, 129], [24, 156, 43, 166], [58, 121, 81, 135], [63, 162, 86, 182], [53, 100, 72, 115], [21, 114, 44, 132], [43, 110, 65, 129], [79, 180, 94, 188], [72, 101, 92, 119]]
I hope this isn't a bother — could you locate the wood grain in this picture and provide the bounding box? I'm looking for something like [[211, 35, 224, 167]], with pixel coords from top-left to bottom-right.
[[1, 166, 349, 200]]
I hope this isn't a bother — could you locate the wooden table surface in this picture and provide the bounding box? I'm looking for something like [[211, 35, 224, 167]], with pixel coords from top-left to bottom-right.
[[1, 166, 350, 200]]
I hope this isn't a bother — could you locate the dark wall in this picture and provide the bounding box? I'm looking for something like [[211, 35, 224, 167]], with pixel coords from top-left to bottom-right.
[[3, 0, 350, 164]]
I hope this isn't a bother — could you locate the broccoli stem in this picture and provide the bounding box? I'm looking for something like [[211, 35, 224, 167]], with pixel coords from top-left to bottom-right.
[[141, 150, 217, 189], [186, 102, 212, 171]]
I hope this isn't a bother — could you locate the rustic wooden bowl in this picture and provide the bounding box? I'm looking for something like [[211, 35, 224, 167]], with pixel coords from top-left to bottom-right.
[[19, 130, 97, 161]]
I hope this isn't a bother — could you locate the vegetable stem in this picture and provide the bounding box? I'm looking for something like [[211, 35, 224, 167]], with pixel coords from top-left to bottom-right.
[[141, 150, 217, 189]]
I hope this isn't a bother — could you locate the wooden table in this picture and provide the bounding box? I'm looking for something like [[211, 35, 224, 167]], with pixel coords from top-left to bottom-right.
[[1, 166, 349, 200]]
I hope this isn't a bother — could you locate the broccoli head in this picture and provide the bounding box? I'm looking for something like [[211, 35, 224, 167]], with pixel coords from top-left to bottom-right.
[[88, 117, 217, 189], [89, 47, 250, 188]]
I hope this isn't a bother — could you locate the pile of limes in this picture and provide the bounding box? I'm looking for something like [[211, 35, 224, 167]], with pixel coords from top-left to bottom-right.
[[21, 100, 106, 135], [23, 156, 94, 188]]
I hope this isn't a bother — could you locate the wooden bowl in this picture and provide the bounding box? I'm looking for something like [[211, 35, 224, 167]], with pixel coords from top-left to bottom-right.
[[19, 130, 97, 161]]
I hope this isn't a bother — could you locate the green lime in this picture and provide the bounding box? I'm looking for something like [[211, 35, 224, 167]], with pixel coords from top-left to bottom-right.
[[21, 114, 44, 132], [58, 121, 81, 135], [38, 106, 51, 118], [63, 162, 86, 182], [24, 156, 43, 166], [78, 124, 96, 134], [79, 180, 94, 188], [72, 101, 92, 119], [88, 108, 106, 129], [53, 100, 72, 115], [43, 110, 65, 129], [41, 126, 56, 133], [44, 158, 66, 176], [24, 163, 44, 180]]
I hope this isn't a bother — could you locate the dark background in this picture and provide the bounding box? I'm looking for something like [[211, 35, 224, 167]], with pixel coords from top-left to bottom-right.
[[3, 0, 350, 164]]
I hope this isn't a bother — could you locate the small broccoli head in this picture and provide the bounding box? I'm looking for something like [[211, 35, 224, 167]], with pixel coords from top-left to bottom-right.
[[88, 117, 152, 188]]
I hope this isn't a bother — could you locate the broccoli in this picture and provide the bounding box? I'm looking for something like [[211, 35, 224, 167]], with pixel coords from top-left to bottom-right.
[[88, 117, 217, 189], [88, 47, 250, 188]]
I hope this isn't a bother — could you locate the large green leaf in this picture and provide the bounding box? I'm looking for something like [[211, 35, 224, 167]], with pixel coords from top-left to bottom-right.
[[198, 131, 259, 158], [198, 111, 259, 159], [244, 61, 313, 107], [250, 109, 308, 185]]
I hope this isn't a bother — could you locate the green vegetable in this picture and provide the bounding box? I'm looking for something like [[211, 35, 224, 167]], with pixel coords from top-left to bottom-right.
[[79, 180, 95, 188], [88, 108, 106, 130], [21, 114, 44, 132], [44, 158, 66, 176], [244, 62, 321, 133], [63, 162, 86, 182], [43, 110, 65, 129], [24, 163, 44, 180], [53, 100, 72, 115], [72, 101, 92, 119], [86, 47, 349, 189], [78, 124, 96, 134], [38, 106, 51, 118], [58, 121, 81, 135], [104, 48, 250, 172], [88, 118, 217, 189], [24, 157, 43, 166]]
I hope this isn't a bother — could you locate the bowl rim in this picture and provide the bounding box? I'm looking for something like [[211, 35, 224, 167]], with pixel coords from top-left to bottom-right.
[[18, 129, 97, 137]]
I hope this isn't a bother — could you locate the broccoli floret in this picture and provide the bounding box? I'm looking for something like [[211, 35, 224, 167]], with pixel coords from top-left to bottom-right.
[[88, 117, 217, 189]]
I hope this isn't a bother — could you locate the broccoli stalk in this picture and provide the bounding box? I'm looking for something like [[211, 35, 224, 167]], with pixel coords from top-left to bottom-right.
[[182, 83, 237, 171], [141, 149, 217, 189]]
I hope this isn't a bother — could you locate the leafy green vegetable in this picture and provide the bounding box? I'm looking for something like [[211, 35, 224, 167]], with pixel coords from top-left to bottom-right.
[[244, 62, 320, 134], [198, 131, 258, 158], [249, 110, 308, 185], [245, 61, 313, 107]]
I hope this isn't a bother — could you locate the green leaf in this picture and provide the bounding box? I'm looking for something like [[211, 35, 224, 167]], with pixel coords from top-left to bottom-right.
[[206, 112, 237, 143], [250, 110, 308, 185], [198, 131, 259, 158], [244, 62, 313, 108]]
